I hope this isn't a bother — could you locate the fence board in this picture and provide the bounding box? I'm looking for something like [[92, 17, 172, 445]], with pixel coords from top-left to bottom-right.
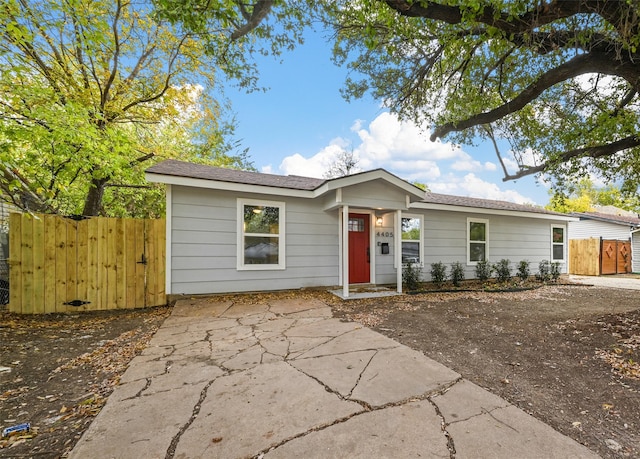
[[76, 219, 89, 309], [569, 238, 600, 276], [86, 218, 99, 310], [8, 213, 166, 314], [55, 217, 68, 313], [32, 217, 45, 314], [20, 216, 34, 314], [43, 216, 57, 313]]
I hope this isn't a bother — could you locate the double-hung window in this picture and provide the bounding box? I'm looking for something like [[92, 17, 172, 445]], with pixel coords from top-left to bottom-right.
[[551, 225, 565, 262], [238, 199, 285, 270], [401, 215, 422, 264], [467, 218, 489, 264]]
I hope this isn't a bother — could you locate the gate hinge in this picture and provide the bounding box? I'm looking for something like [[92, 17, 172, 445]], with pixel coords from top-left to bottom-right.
[[64, 299, 91, 307], [137, 253, 147, 265]]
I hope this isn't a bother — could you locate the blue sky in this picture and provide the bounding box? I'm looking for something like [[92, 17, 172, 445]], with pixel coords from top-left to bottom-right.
[[223, 29, 552, 206]]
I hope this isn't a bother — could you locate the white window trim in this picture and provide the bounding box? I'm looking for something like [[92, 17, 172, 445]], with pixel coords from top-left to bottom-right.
[[467, 217, 489, 265], [551, 224, 566, 263], [237, 198, 286, 270], [401, 213, 424, 266]]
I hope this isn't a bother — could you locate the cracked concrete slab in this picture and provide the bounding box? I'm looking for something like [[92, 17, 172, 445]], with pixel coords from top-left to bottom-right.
[[350, 346, 460, 407], [264, 400, 450, 458], [70, 296, 603, 459], [68, 382, 207, 459], [172, 361, 362, 459]]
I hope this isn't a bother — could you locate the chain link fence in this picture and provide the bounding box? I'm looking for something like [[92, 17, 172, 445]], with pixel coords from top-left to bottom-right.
[[0, 202, 16, 308]]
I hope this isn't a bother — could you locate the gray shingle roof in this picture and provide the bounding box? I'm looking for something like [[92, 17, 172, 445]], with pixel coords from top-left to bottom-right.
[[147, 160, 567, 217], [572, 211, 640, 227], [146, 159, 326, 191], [422, 192, 563, 216]]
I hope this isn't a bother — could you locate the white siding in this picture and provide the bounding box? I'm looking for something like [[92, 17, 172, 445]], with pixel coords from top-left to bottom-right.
[[420, 210, 565, 281], [170, 186, 339, 294], [633, 232, 640, 273], [569, 219, 631, 240]]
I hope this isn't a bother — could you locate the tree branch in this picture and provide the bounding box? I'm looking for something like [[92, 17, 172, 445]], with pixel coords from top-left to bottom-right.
[[431, 52, 616, 141], [503, 135, 640, 181], [230, 1, 274, 40]]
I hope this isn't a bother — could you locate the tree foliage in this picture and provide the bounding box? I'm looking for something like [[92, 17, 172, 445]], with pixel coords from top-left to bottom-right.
[[546, 178, 640, 214], [0, 0, 252, 217], [330, 1, 640, 195], [323, 148, 359, 178]]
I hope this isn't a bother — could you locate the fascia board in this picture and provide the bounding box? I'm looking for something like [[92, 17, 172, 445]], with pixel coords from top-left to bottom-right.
[[145, 172, 315, 198], [323, 170, 425, 199], [411, 202, 579, 222]]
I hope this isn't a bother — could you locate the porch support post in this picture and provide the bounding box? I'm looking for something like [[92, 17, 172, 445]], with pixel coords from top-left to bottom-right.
[[342, 205, 350, 298], [396, 209, 402, 293]]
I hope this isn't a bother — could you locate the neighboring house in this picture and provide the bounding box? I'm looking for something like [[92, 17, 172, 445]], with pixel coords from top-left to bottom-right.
[[569, 210, 640, 273], [146, 160, 576, 297]]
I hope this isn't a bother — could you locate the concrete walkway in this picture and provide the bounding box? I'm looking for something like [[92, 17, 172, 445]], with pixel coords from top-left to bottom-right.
[[70, 297, 600, 459]]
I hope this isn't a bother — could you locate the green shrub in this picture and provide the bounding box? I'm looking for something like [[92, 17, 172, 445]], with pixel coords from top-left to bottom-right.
[[430, 262, 447, 287], [493, 259, 511, 283], [475, 259, 492, 282], [537, 260, 551, 282], [517, 260, 530, 281], [402, 262, 422, 291], [450, 262, 465, 287], [550, 262, 561, 282]]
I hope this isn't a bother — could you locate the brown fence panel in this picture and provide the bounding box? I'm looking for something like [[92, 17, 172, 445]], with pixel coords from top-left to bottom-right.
[[569, 238, 600, 276], [8, 213, 166, 314], [601, 239, 631, 275]]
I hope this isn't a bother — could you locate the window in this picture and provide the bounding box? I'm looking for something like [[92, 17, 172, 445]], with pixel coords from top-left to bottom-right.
[[349, 217, 365, 232], [238, 199, 285, 270], [467, 218, 488, 264], [552, 225, 565, 261], [401, 215, 422, 263]]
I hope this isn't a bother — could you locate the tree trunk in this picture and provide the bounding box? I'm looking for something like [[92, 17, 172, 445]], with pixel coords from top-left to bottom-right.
[[82, 177, 109, 216]]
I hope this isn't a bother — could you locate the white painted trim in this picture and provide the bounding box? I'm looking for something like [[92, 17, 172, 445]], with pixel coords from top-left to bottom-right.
[[400, 213, 424, 266], [551, 224, 567, 263], [411, 202, 578, 222], [396, 210, 402, 293], [146, 168, 426, 202], [369, 212, 376, 283], [342, 205, 349, 298], [165, 185, 172, 295], [147, 173, 314, 199], [336, 188, 342, 203], [467, 217, 489, 265], [237, 198, 286, 270]]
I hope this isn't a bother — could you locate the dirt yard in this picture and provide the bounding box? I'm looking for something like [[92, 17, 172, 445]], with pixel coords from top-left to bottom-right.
[[333, 285, 640, 458], [1, 284, 639, 458]]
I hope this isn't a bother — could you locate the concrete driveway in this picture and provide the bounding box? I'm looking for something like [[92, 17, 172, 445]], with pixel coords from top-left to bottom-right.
[[569, 274, 640, 290], [70, 296, 599, 458]]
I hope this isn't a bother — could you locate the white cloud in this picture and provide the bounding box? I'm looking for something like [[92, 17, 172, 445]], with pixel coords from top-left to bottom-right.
[[279, 139, 349, 178], [276, 112, 540, 205], [279, 112, 462, 182], [430, 173, 535, 205]]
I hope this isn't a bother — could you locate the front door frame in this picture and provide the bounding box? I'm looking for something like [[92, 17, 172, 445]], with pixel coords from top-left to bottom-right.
[[340, 206, 375, 297], [348, 211, 372, 284]]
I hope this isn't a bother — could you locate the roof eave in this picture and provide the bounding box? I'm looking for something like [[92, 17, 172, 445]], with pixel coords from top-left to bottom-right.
[[411, 201, 578, 221], [145, 172, 316, 198]]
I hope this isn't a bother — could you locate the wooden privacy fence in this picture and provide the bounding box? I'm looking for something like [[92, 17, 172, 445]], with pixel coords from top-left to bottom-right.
[[569, 238, 600, 276], [569, 238, 632, 276], [9, 213, 165, 314]]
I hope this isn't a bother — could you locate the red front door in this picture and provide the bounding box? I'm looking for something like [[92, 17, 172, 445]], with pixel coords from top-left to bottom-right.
[[348, 213, 370, 283]]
